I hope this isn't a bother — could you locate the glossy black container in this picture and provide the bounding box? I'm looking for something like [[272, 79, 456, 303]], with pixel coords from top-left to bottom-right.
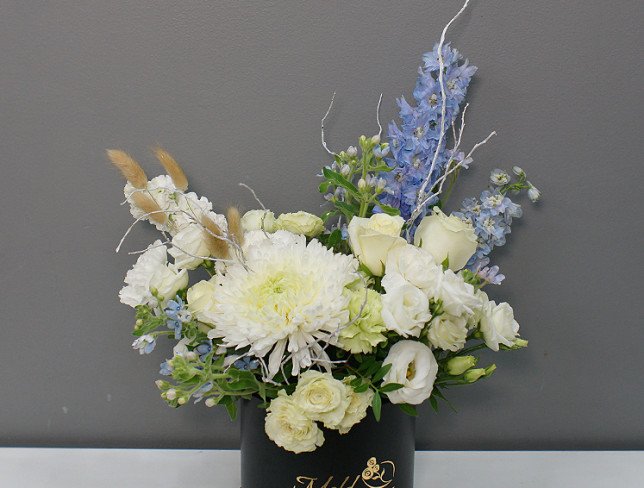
[[240, 398, 415, 488]]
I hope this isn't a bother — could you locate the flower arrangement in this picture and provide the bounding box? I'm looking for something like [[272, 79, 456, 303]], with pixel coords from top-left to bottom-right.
[[110, 1, 539, 455]]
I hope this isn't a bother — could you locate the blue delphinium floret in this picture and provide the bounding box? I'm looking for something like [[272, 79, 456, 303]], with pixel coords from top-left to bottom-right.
[[380, 43, 477, 220], [234, 356, 259, 371], [164, 296, 192, 340]]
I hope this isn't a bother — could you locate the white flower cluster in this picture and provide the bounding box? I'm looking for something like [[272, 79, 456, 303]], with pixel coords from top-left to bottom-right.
[[265, 371, 373, 453]]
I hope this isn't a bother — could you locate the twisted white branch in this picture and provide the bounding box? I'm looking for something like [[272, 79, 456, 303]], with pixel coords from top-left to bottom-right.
[[321, 92, 337, 156]]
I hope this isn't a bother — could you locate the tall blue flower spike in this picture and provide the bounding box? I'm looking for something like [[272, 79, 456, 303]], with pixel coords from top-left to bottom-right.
[[379, 43, 476, 221]]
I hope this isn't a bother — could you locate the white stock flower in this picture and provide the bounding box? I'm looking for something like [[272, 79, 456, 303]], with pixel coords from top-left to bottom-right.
[[347, 214, 406, 276], [479, 300, 520, 351], [337, 377, 374, 434], [168, 212, 227, 269], [265, 391, 324, 453], [275, 211, 325, 237], [186, 278, 218, 325], [413, 207, 478, 271], [381, 274, 432, 337], [119, 241, 188, 307], [292, 371, 350, 429], [382, 340, 438, 405], [241, 209, 276, 233], [384, 244, 442, 291], [427, 314, 468, 352], [207, 231, 358, 378]]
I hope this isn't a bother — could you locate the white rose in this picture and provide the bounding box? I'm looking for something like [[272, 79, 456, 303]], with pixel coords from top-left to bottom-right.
[[382, 340, 438, 405], [384, 244, 442, 291], [479, 300, 520, 351], [426, 269, 481, 317], [265, 391, 324, 453], [427, 314, 468, 351], [241, 209, 276, 233], [292, 371, 350, 429], [275, 211, 325, 237], [119, 241, 188, 307], [186, 279, 218, 325], [168, 212, 228, 269], [337, 377, 374, 434], [466, 289, 489, 329], [414, 207, 478, 271], [150, 264, 188, 303], [381, 274, 432, 337], [348, 214, 407, 276]]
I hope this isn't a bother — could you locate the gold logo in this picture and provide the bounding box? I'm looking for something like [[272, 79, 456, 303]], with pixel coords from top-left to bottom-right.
[[294, 457, 396, 488]]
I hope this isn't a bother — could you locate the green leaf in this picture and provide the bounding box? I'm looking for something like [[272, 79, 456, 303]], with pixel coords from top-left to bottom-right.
[[322, 167, 361, 199], [441, 256, 450, 271], [398, 403, 418, 417], [320, 210, 339, 222], [333, 200, 361, 219], [371, 391, 382, 421], [429, 395, 439, 412], [378, 204, 401, 216], [353, 383, 370, 393], [372, 363, 392, 383], [326, 229, 342, 248], [379, 382, 403, 393]]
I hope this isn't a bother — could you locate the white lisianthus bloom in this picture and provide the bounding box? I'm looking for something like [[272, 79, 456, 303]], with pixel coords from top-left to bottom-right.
[[207, 231, 358, 377], [337, 376, 374, 434], [382, 340, 438, 405], [479, 300, 520, 351], [427, 314, 468, 352], [119, 241, 188, 307], [292, 371, 350, 429], [381, 274, 431, 338], [275, 211, 325, 237], [241, 209, 276, 233], [347, 214, 406, 276], [186, 278, 218, 325], [425, 269, 481, 318], [168, 212, 227, 269], [124, 175, 213, 234], [384, 244, 442, 291], [265, 391, 324, 453], [414, 207, 478, 271]]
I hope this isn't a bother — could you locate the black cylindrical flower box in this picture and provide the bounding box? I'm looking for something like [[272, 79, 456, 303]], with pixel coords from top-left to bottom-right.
[[240, 398, 415, 488]]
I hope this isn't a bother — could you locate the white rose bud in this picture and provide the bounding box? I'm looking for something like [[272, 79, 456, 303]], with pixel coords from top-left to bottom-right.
[[292, 371, 350, 429], [427, 313, 468, 352], [241, 209, 277, 233], [275, 211, 325, 237], [414, 207, 478, 271], [381, 274, 432, 338], [382, 340, 438, 405], [150, 265, 188, 303], [265, 392, 325, 453], [479, 300, 520, 351], [168, 222, 212, 270], [347, 214, 407, 276], [186, 279, 218, 325]]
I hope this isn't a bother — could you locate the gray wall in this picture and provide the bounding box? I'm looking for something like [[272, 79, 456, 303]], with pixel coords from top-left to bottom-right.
[[1, 0, 642, 450]]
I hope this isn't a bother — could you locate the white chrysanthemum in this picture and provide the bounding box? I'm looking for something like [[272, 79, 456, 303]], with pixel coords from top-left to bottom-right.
[[124, 175, 213, 234], [119, 240, 188, 308], [208, 231, 359, 377]]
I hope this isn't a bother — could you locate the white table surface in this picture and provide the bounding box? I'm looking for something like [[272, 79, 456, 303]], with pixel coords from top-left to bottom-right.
[[1, 449, 642, 487]]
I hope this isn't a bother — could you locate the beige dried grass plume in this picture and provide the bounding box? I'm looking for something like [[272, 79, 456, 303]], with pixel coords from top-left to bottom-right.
[[153, 147, 188, 191], [200, 214, 230, 259], [226, 206, 244, 247], [106, 149, 148, 189], [131, 192, 167, 226]]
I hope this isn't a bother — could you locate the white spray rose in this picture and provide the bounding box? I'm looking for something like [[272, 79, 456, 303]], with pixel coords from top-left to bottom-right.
[[168, 211, 228, 269], [426, 269, 481, 318], [265, 391, 324, 453], [119, 241, 188, 307], [479, 300, 520, 351], [348, 214, 406, 276], [382, 340, 438, 405], [427, 314, 468, 352], [292, 371, 350, 429], [186, 278, 218, 325], [241, 209, 276, 233], [337, 377, 374, 435], [384, 244, 442, 291], [381, 274, 432, 337], [275, 211, 325, 237], [414, 207, 478, 271]]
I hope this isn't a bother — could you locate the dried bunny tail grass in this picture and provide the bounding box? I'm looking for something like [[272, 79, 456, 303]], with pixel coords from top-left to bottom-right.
[[226, 206, 244, 246], [107, 149, 148, 189], [131, 192, 167, 226], [153, 147, 188, 191], [200, 213, 230, 259]]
